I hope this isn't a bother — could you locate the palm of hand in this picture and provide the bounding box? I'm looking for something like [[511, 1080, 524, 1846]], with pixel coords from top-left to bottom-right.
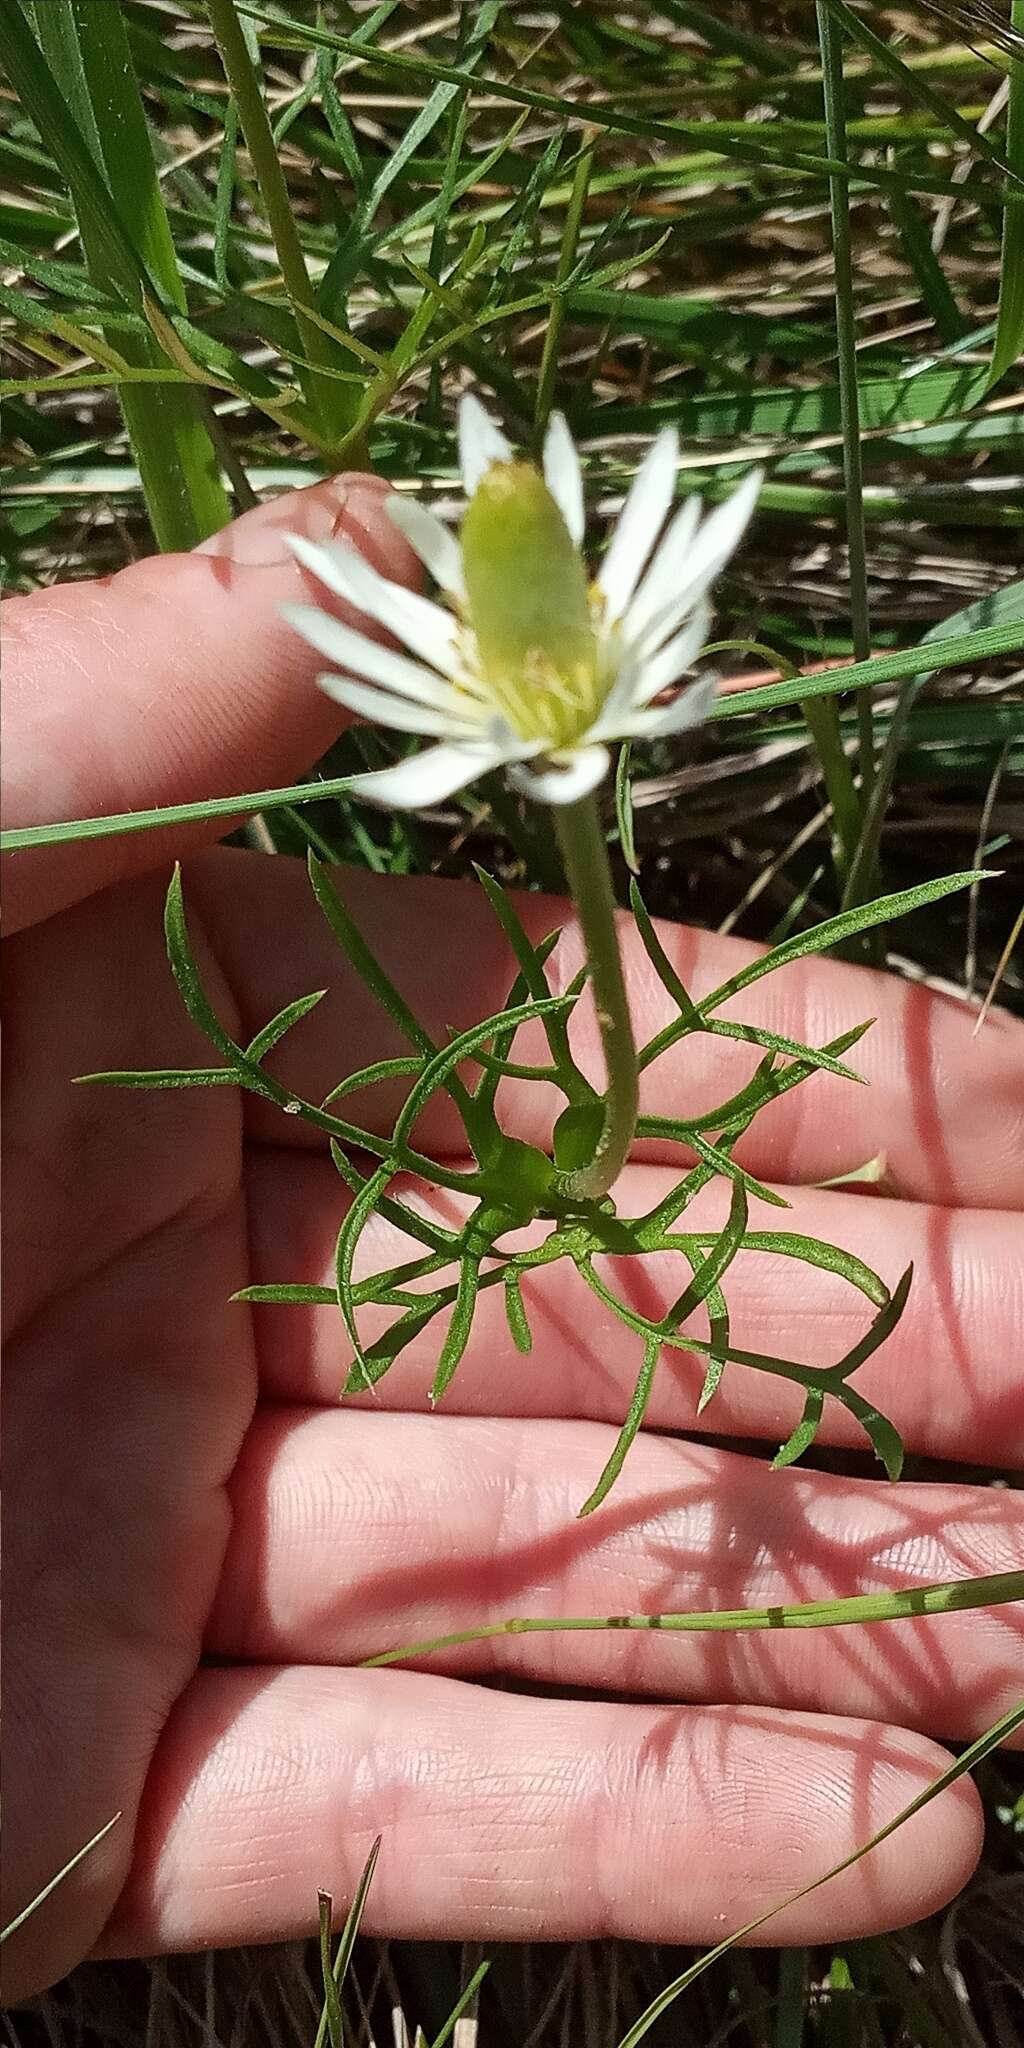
[[7, 845, 1024, 2007], [5, 871, 254, 1990], [4, 483, 1022, 2006]]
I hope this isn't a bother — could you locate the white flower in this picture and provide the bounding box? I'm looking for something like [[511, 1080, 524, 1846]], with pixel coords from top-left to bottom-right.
[[282, 395, 761, 809]]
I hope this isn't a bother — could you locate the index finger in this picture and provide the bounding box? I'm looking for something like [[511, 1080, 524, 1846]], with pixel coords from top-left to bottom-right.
[[0, 477, 419, 934]]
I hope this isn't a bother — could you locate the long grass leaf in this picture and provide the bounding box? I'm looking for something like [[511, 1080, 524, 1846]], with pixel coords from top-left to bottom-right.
[[987, 0, 1024, 388], [3, 0, 229, 547]]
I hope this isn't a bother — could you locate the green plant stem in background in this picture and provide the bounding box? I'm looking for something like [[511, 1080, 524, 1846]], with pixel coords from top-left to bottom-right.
[[534, 137, 595, 446], [5, 609, 1022, 855], [553, 793, 638, 1201], [6, 0, 230, 549], [205, 0, 360, 447], [816, 2, 876, 813], [986, 0, 1024, 389], [744, 640, 862, 893]]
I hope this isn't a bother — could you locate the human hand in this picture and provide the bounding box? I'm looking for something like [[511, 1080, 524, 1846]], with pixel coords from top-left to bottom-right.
[[3, 481, 1022, 2003]]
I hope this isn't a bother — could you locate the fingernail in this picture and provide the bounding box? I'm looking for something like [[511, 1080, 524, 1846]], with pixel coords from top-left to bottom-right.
[[194, 473, 387, 567]]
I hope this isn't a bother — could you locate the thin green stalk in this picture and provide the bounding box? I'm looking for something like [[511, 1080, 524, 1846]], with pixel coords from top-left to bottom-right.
[[986, 0, 1024, 389], [5, 615, 1023, 855], [534, 138, 595, 445], [205, 0, 359, 445], [1, 1813, 121, 1946], [552, 793, 638, 1201], [362, 1567, 1024, 1668], [816, 3, 875, 805], [743, 641, 861, 892], [6, 0, 230, 549]]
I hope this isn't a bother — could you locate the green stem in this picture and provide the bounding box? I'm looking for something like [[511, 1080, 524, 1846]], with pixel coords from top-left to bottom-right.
[[361, 1568, 1024, 1669], [816, 3, 875, 798], [9, 0, 230, 550], [534, 137, 595, 447], [205, 0, 358, 445], [553, 793, 638, 1201]]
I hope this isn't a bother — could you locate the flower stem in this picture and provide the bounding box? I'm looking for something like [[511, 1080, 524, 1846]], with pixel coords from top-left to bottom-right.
[[553, 793, 638, 1201]]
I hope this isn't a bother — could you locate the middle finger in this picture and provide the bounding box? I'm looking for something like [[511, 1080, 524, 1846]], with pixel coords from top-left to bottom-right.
[[245, 1153, 1024, 1471], [207, 1407, 1024, 1740]]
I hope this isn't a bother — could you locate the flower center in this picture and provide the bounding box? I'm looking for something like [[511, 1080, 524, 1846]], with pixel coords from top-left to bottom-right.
[[461, 460, 602, 750]]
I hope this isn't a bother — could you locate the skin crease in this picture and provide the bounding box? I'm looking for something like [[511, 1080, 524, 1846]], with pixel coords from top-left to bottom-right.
[[2, 477, 1022, 2004]]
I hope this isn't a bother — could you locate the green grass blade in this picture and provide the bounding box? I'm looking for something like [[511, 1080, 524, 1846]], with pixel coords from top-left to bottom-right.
[[987, 0, 1024, 388], [362, 1574, 1024, 1670], [1, 1814, 121, 1946], [429, 1960, 491, 2048], [841, 577, 1024, 913], [316, 1892, 343, 2048], [822, 0, 1021, 186], [534, 138, 594, 443], [205, 0, 360, 443], [815, 0, 875, 819], [2, 0, 230, 548], [235, 6, 1001, 204], [312, 1837, 382, 2048], [886, 180, 968, 343]]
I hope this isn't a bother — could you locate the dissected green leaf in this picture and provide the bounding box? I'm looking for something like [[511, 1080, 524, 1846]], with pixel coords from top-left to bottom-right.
[[773, 1388, 825, 1469], [164, 866, 245, 1065], [430, 1254, 480, 1402], [76, 1065, 241, 1090], [246, 988, 326, 1063], [704, 872, 991, 1010], [503, 1270, 534, 1355], [829, 1263, 913, 1381], [579, 1335, 661, 1517]]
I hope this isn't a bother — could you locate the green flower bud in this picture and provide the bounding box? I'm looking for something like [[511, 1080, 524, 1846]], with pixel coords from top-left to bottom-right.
[[461, 461, 599, 748]]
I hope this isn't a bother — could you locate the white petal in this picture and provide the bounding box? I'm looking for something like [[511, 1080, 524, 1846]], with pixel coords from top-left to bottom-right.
[[317, 672, 483, 739], [281, 604, 465, 713], [630, 596, 711, 709], [616, 670, 719, 740], [386, 496, 465, 600], [347, 737, 519, 811], [286, 534, 460, 675], [584, 648, 645, 737], [586, 600, 710, 741], [596, 427, 679, 624], [631, 468, 762, 654], [621, 493, 701, 643], [458, 392, 513, 496], [507, 744, 610, 806], [542, 411, 585, 544]]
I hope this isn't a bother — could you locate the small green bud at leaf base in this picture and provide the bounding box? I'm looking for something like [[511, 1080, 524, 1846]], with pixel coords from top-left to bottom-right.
[[462, 462, 600, 749], [553, 1099, 606, 1172], [477, 1135, 556, 1226]]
